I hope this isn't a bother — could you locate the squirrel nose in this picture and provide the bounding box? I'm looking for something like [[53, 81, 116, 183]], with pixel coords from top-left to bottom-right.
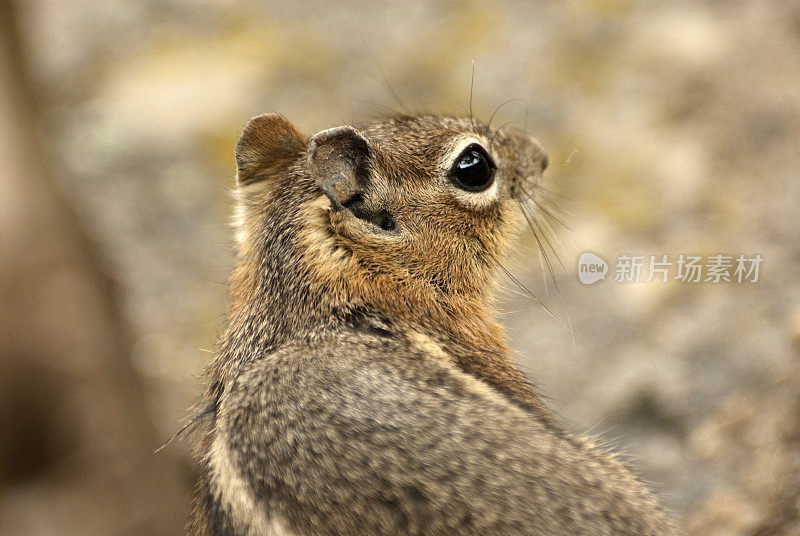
[[539, 151, 549, 172]]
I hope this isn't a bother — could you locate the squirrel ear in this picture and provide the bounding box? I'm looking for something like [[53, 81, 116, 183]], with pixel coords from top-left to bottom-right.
[[235, 114, 307, 186], [308, 126, 371, 209]]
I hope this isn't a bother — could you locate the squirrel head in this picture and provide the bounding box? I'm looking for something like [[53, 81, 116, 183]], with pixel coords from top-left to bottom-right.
[[232, 113, 548, 313]]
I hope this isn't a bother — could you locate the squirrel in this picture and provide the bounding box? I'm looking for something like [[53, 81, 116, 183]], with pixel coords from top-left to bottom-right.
[[188, 113, 678, 536]]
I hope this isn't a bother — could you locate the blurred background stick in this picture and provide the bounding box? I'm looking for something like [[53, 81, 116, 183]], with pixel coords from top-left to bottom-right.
[[0, 1, 191, 534]]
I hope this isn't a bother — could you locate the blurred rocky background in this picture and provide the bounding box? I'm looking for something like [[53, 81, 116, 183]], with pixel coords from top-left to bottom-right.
[[1, 0, 798, 534]]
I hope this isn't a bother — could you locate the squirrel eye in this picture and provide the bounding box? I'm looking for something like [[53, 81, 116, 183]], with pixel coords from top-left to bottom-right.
[[450, 145, 495, 192]]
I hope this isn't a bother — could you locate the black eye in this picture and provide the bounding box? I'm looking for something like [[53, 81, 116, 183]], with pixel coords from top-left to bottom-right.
[[450, 145, 495, 192]]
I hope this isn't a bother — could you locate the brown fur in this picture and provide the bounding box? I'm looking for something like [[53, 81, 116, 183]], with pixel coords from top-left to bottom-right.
[[188, 113, 678, 535]]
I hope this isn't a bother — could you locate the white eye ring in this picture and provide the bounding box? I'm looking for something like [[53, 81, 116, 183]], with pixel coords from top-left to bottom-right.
[[441, 136, 500, 207]]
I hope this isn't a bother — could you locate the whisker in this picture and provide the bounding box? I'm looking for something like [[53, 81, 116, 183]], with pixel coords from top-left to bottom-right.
[[537, 175, 573, 188], [518, 180, 571, 226], [469, 60, 475, 123], [154, 402, 214, 454], [530, 195, 572, 232], [534, 222, 550, 300], [535, 208, 566, 256], [524, 178, 575, 203], [379, 78, 407, 114], [539, 189, 575, 205], [474, 235, 564, 326], [497, 279, 537, 302], [516, 179, 540, 203], [518, 187, 568, 267], [359, 37, 409, 114], [510, 192, 550, 300], [519, 179, 572, 229], [532, 209, 566, 271], [519, 204, 578, 360], [519, 201, 559, 290], [496, 257, 560, 324], [487, 99, 527, 131], [489, 121, 522, 146]]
